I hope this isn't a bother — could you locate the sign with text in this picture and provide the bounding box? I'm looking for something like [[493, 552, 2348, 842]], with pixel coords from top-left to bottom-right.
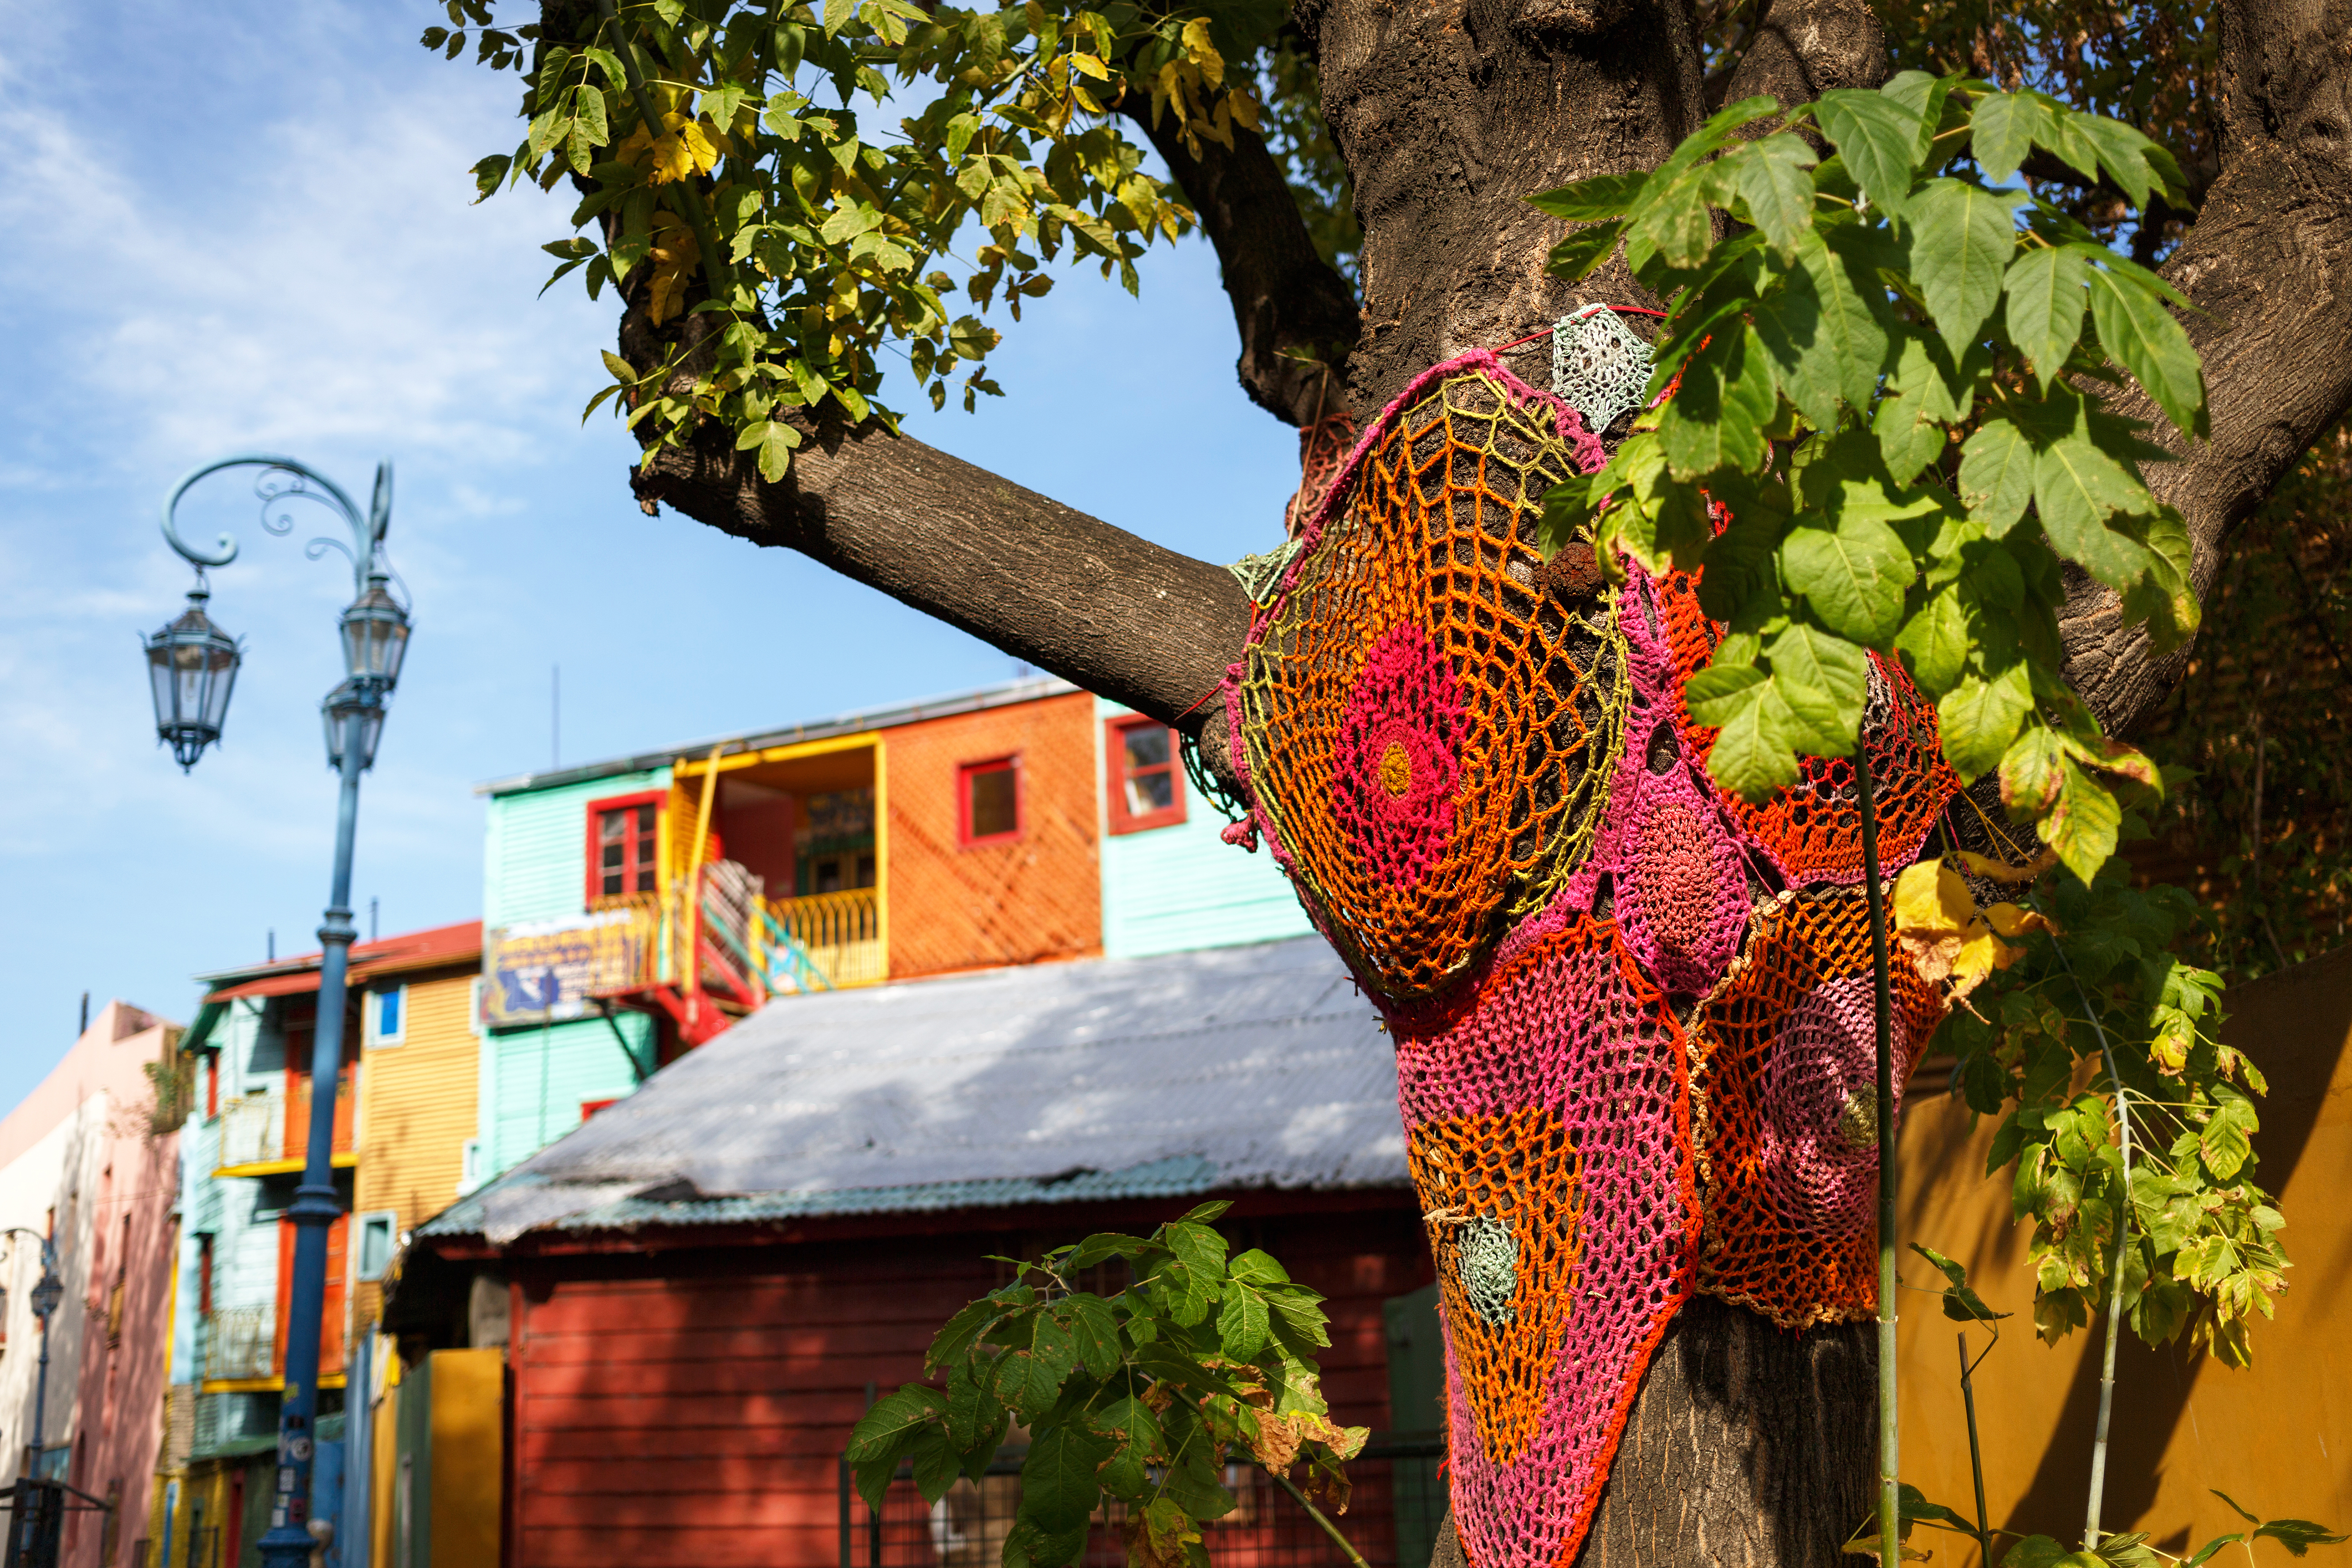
[[483, 910, 648, 1027]]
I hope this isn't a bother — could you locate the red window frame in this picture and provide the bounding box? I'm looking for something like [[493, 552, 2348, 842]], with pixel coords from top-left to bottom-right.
[[580, 1098, 618, 1121], [196, 1234, 214, 1315], [1105, 717, 1187, 834], [958, 756, 1023, 848], [584, 790, 665, 904]]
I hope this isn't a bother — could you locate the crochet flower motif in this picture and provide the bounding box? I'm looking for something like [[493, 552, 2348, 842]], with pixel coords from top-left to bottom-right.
[[1332, 624, 1464, 889], [1760, 973, 1896, 1225]]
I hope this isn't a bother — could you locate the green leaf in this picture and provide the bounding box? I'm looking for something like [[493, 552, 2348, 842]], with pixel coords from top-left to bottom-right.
[[2213, 1493, 2264, 1527], [927, 1296, 1004, 1373], [1959, 419, 2036, 537], [1659, 325, 1776, 478], [2003, 1536, 2072, 1568], [2200, 1106, 2253, 1181], [2253, 1520, 2350, 1557], [992, 1312, 1079, 1421], [846, 1384, 947, 1461], [2039, 757, 2123, 884], [1689, 667, 1804, 800], [1164, 1220, 1229, 1283], [1527, 171, 1650, 221], [1807, 225, 1898, 404], [1873, 385, 1948, 487], [2070, 114, 2160, 209], [2034, 427, 2155, 589], [2084, 262, 2206, 438], [911, 1428, 963, 1505], [1904, 179, 2022, 344], [1217, 1284, 1271, 1361], [2005, 246, 2089, 391], [1784, 513, 1913, 645], [1937, 664, 2032, 778], [1895, 587, 1969, 695], [734, 419, 802, 483], [2182, 1537, 2245, 1568], [1753, 273, 1843, 429], [822, 0, 856, 37], [1970, 91, 2052, 185], [1547, 221, 1627, 283], [1064, 1295, 1123, 1379], [1766, 624, 1870, 754], [1228, 1248, 1291, 1287], [1019, 1424, 1112, 1532], [1629, 182, 1712, 271], [1733, 132, 1820, 257], [1909, 1242, 2012, 1322], [1879, 71, 1954, 158], [1814, 88, 1928, 211]]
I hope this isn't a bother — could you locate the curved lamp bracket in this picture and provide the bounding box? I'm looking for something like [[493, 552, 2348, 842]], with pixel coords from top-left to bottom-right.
[[161, 454, 391, 596]]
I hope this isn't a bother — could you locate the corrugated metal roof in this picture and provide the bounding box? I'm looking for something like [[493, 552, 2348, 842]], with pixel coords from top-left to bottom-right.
[[473, 674, 1080, 798], [423, 936, 1403, 1246], [196, 919, 484, 996]]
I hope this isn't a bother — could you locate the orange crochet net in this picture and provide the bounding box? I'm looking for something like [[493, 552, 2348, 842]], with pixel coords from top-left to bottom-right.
[[1689, 886, 1946, 1327], [1655, 568, 1961, 885], [1409, 1105, 1582, 1465], [1239, 365, 1627, 1003]]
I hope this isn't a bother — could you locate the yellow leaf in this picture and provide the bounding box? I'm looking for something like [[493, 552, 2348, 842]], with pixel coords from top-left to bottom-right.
[[1893, 861, 1973, 940], [1069, 50, 1110, 79], [1956, 847, 2059, 884], [1982, 902, 2056, 940], [1181, 17, 1223, 86], [645, 210, 700, 324]]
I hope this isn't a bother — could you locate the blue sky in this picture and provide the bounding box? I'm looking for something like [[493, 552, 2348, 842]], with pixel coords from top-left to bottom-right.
[[0, 0, 1302, 1105]]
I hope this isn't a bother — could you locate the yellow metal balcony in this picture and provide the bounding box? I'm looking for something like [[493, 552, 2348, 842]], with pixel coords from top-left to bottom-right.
[[758, 889, 883, 993]]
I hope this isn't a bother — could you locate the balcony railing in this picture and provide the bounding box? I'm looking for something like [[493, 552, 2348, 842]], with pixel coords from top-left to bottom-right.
[[200, 1306, 273, 1382], [761, 889, 883, 991], [213, 1072, 356, 1171]]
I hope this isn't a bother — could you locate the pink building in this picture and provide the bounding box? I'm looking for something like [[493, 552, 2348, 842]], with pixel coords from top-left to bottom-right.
[[0, 1000, 184, 1568]]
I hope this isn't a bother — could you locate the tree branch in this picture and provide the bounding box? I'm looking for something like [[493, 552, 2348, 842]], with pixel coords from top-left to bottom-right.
[[627, 418, 1255, 784], [1717, 0, 1889, 111], [1121, 101, 1363, 427], [2064, 0, 2352, 734]]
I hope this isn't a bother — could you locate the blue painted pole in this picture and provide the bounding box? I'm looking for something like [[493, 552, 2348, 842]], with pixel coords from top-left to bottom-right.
[[258, 704, 368, 1568]]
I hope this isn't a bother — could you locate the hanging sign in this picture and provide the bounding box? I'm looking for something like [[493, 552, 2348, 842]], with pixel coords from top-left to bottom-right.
[[482, 910, 647, 1026]]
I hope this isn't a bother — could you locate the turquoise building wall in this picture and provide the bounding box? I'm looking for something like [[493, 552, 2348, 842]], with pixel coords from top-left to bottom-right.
[[1095, 698, 1314, 958], [477, 767, 667, 1179]]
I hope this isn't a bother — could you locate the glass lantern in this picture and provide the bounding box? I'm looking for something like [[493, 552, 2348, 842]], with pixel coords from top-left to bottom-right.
[[144, 586, 242, 771]]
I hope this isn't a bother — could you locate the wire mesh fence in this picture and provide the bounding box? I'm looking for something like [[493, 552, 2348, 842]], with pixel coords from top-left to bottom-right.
[[838, 1434, 1445, 1568]]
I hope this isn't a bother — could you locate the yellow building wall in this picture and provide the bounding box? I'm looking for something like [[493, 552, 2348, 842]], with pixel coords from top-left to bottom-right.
[[1896, 943, 2352, 1553], [355, 968, 478, 1330], [427, 1348, 505, 1568]]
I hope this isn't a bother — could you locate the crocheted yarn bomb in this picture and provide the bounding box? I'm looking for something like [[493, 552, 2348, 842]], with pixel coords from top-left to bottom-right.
[[1690, 887, 1945, 1327], [1239, 361, 1624, 1004], [1393, 914, 1697, 1568]]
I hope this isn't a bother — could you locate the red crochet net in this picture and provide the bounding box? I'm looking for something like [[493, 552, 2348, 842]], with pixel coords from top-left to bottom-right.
[[1690, 886, 1944, 1327], [1653, 567, 1960, 884]]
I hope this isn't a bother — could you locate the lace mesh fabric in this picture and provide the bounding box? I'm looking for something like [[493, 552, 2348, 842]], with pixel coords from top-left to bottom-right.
[[1690, 887, 1942, 1327], [1285, 412, 1359, 537], [1551, 307, 1655, 437], [1226, 351, 1963, 1568], [1236, 355, 1624, 1002], [1395, 913, 1697, 1568]]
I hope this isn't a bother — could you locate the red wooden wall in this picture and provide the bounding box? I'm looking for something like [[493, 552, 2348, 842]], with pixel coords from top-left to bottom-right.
[[501, 1202, 1429, 1568]]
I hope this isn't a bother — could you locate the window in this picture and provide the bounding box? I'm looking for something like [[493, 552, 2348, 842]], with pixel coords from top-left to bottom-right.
[[204, 1054, 218, 1120], [355, 1212, 399, 1281], [959, 758, 1021, 846], [367, 986, 406, 1047], [1106, 718, 1187, 834], [458, 1139, 483, 1196], [195, 1234, 214, 1315], [580, 1098, 618, 1121], [584, 790, 663, 902]]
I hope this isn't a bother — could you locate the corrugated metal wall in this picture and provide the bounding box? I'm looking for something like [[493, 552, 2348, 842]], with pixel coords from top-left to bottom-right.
[[485, 768, 669, 928], [1093, 699, 1314, 960], [505, 1207, 1428, 1568], [357, 971, 481, 1327], [883, 693, 1101, 980]]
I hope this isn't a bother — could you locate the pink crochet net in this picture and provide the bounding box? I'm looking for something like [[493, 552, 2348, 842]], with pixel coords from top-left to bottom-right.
[[1393, 912, 1698, 1568], [1333, 624, 1467, 889]]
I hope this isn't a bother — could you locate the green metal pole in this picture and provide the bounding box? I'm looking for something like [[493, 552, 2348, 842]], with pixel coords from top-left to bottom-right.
[[1856, 747, 1900, 1568]]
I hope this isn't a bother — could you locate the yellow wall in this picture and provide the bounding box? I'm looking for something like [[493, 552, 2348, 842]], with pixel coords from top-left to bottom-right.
[[355, 968, 478, 1328], [1896, 943, 2352, 1554], [426, 1348, 504, 1568]]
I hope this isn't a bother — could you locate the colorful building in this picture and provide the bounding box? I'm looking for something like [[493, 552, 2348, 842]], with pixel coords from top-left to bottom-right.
[[0, 1000, 184, 1568], [154, 921, 481, 1568], [469, 675, 1309, 1184]]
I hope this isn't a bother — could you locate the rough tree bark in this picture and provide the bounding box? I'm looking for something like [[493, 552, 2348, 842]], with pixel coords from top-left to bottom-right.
[[600, 0, 2352, 1557]]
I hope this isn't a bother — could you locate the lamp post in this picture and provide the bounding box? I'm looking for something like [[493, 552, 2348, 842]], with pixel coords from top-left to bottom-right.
[[2, 1227, 63, 1564], [147, 455, 411, 1568]]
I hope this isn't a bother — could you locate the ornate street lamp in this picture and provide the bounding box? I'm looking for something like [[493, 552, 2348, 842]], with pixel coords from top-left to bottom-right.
[[150, 454, 410, 1568], [1, 1224, 61, 1552]]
